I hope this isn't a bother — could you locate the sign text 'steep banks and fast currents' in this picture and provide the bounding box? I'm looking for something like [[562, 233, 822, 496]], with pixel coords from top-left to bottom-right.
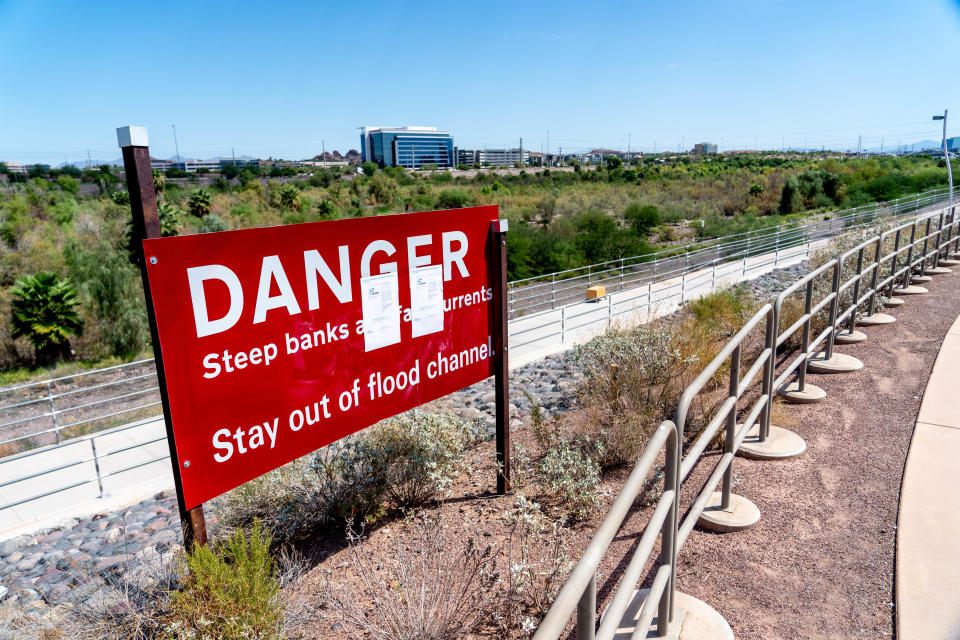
[[142, 205, 503, 509]]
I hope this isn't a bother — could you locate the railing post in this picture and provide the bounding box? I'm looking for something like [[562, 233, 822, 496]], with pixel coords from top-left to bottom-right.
[[46, 381, 60, 445], [712, 259, 717, 290], [560, 306, 566, 343], [826, 262, 840, 360], [920, 217, 933, 276], [607, 293, 612, 327], [90, 438, 104, 498], [576, 575, 596, 640], [904, 223, 917, 287], [620, 258, 625, 289], [866, 238, 882, 317], [551, 273, 556, 308], [889, 228, 902, 298], [798, 279, 813, 392], [847, 248, 864, 336], [658, 425, 680, 636], [761, 308, 775, 442], [680, 273, 686, 303], [721, 345, 741, 510]]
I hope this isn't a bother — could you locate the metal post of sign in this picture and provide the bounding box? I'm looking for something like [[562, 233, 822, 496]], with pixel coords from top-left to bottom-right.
[[117, 126, 207, 550], [491, 219, 511, 495]]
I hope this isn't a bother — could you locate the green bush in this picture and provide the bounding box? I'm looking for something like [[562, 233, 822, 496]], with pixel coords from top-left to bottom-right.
[[624, 203, 661, 235], [435, 188, 470, 209], [198, 214, 229, 234], [168, 521, 284, 640]]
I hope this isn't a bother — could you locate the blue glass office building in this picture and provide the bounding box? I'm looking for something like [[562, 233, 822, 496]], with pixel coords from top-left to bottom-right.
[[360, 126, 454, 169]]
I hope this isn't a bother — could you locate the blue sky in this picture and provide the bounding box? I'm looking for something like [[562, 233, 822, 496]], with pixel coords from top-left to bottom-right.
[[1, 0, 959, 164]]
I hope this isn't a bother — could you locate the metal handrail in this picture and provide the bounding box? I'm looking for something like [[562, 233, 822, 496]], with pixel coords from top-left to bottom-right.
[[509, 188, 958, 318], [535, 203, 956, 638]]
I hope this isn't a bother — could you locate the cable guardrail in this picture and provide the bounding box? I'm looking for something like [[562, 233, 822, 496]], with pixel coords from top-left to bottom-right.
[[508, 187, 958, 318], [532, 203, 958, 639]]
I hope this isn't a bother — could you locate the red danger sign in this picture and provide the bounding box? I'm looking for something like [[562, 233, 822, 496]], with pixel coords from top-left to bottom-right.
[[142, 205, 501, 509]]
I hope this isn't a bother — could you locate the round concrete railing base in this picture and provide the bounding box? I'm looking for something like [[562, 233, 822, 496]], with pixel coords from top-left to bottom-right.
[[912, 275, 933, 284], [738, 423, 807, 460], [858, 313, 896, 326], [697, 492, 761, 532], [884, 297, 905, 307], [779, 381, 827, 403], [894, 285, 928, 295], [926, 266, 952, 275], [937, 258, 960, 266], [834, 330, 867, 344], [807, 351, 864, 374], [620, 589, 734, 640]]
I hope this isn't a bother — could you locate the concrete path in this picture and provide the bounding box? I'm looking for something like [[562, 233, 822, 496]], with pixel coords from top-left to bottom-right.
[[897, 313, 960, 639]]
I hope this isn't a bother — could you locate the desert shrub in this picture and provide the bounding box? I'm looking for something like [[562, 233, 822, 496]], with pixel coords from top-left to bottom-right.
[[686, 284, 757, 338], [322, 507, 571, 639], [312, 412, 474, 523], [322, 515, 499, 640], [168, 521, 283, 640], [536, 437, 604, 520], [197, 213, 229, 234], [568, 325, 696, 466], [215, 458, 326, 546]]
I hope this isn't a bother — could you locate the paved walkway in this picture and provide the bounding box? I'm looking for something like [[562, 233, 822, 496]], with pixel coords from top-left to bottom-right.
[[897, 311, 960, 639]]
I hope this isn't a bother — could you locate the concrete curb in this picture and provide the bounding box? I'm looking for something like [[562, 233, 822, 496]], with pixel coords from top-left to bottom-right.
[[896, 312, 960, 639]]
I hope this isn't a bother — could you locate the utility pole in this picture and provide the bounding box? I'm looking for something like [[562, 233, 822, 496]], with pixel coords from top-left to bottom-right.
[[232, 147, 236, 166], [933, 110, 953, 205], [321, 140, 326, 168], [172, 124, 181, 171], [880, 138, 884, 155], [857, 134, 862, 158], [546, 130, 550, 166], [86, 149, 92, 169], [519, 137, 523, 166], [628, 133, 631, 154]]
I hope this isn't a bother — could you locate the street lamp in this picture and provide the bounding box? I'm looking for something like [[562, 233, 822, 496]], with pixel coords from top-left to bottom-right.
[[933, 110, 953, 205]]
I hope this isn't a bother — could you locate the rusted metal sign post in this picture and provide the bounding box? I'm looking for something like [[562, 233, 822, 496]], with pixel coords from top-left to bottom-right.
[[117, 126, 207, 548]]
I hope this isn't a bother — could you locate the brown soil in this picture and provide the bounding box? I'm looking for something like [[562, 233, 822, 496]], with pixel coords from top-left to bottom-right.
[[289, 269, 960, 639]]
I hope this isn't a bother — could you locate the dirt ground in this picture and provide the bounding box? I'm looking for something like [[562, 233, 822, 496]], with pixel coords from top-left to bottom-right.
[[290, 268, 960, 639]]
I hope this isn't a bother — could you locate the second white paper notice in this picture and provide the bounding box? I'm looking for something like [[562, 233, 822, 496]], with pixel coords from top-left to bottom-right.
[[360, 272, 401, 351], [410, 265, 444, 338]]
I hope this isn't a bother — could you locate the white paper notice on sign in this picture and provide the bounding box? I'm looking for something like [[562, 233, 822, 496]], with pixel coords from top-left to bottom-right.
[[360, 272, 401, 351], [410, 265, 444, 338]]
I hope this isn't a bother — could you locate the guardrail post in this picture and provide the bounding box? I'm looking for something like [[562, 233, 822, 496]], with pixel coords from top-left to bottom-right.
[[825, 262, 840, 360], [607, 293, 613, 327], [711, 258, 717, 290], [551, 273, 556, 308], [576, 575, 596, 640], [761, 308, 775, 441], [587, 265, 592, 286], [846, 248, 865, 337], [90, 438, 104, 498], [620, 258, 625, 290], [680, 273, 686, 303], [866, 238, 882, 317], [560, 306, 566, 343], [658, 424, 680, 635], [920, 216, 933, 277], [888, 228, 902, 298], [798, 279, 813, 392], [902, 224, 917, 289], [721, 345, 741, 509], [46, 381, 60, 444]]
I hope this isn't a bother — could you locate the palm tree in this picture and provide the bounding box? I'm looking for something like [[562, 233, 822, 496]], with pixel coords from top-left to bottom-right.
[[188, 189, 212, 217], [749, 184, 765, 198], [152, 170, 166, 201], [10, 272, 83, 365]]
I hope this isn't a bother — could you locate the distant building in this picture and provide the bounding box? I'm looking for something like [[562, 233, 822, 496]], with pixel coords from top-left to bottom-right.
[[456, 148, 530, 166], [1, 161, 27, 174], [693, 142, 718, 154], [151, 158, 174, 171], [360, 126, 454, 169], [947, 137, 960, 153]]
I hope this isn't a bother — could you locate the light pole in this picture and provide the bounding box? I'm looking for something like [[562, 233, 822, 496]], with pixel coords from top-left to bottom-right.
[[172, 124, 181, 172], [933, 110, 953, 205]]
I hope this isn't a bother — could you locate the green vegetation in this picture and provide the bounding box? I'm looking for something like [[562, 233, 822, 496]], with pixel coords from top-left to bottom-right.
[[0, 154, 953, 373]]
